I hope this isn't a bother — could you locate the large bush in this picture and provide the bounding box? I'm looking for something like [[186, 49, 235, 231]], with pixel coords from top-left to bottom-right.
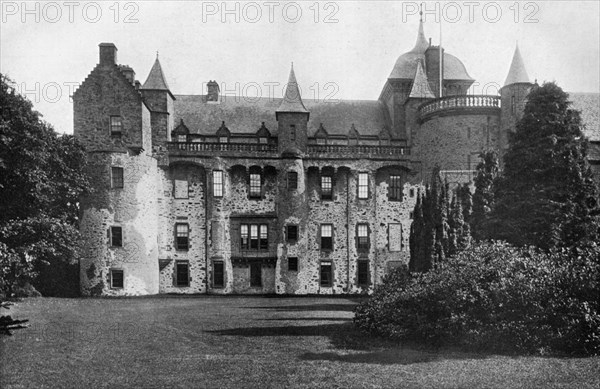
[[354, 241, 600, 355]]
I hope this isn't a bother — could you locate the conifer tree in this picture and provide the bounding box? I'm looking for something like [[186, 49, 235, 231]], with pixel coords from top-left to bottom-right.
[[493, 82, 600, 249], [471, 151, 500, 241]]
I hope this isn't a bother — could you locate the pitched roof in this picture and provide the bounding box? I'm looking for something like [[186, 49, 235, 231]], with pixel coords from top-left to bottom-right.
[[409, 60, 435, 98], [504, 45, 530, 86], [173, 95, 388, 137], [276, 65, 309, 118], [142, 57, 171, 90]]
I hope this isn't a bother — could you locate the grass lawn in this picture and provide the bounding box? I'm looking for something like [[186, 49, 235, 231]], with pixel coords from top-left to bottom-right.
[[1, 296, 599, 388]]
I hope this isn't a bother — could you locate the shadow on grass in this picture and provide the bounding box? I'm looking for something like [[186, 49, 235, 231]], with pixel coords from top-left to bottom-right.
[[261, 317, 351, 322], [244, 304, 357, 312], [300, 349, 440, 365]]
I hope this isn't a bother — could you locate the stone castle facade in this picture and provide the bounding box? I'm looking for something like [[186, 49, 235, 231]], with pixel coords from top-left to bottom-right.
[[74, 20, 591, 296]]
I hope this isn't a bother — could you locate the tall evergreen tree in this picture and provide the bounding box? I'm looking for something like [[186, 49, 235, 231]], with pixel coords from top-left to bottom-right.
[[471, 151, 500, 241], [493, 82, 600, 249]]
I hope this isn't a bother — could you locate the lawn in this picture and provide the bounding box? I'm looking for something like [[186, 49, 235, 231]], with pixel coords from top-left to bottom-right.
[[1, 296, 599, 388]]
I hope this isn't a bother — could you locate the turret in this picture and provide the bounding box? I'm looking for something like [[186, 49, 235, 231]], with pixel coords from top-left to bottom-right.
[[500, 44, 533, 147], [276, 64, 309, 155], [140, 54, 175, 147]]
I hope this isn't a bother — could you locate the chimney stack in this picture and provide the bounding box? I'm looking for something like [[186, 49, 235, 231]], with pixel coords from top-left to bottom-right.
[[99, 43, 117, 66], [207, 80, 220, 103], [119, 65, 135, 85]]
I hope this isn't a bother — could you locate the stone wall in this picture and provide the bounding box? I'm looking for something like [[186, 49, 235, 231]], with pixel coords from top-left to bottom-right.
[[79, 152, 159, 296]]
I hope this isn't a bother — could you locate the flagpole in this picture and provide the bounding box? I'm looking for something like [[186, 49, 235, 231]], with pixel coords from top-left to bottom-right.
[[439, 16, 443, 97]]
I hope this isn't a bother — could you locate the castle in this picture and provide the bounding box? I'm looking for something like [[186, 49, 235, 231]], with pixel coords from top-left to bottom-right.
[[74, 19, 599, 296]]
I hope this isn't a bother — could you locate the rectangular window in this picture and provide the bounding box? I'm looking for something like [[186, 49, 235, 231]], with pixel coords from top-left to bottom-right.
[[321, 224, 333, 250], [320, 262, 332, 287], [110, 269, 124, 289], [358, 173, 369, 199], [111, 167, 124, 189], [174, 179, 189, 199], [259, 224, 268, 250], [287, 171, 298, 190], [286, 225, 298, 242], [219, 136, 228, 143], [250, 262, 262, 287], [241, 224, 268, 251], [213, 170, 223, 197], [250, 224, 259, 249], [249, 173, 261, 198], [288, 257, 298, 271], [389, 175, 403, 201], [175, 223, 189, 251], [240, 224, 249, 250], [177, 135, 187, 143], [357, 224, 369, 251], [175, 261, 190, 287], [358, 261, 369, 285], [110, 116, 122, 134], [317, 138, 326, 145], [110, 226, 122, 247], [213, 261, 224, 288], [511, 95, 516, 114], [321, 175, 332, 200], [290, 124, 296, 141]]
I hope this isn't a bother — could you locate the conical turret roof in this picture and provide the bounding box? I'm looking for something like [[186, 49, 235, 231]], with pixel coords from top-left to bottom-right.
[[277, 64, 309, 117], [504, 44, 530, 86], [142, 56, 171, 90], [411, 19, 429, 54], [409, 60, 435, 98]]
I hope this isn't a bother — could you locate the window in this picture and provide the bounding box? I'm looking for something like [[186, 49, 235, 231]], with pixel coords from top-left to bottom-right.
[[240, 224, 249, 250], [409, 188, 415, 198], [249, 173, 261, 198], [177, 135, 187, 143], [409, 211, 414, 219], [321, 175, 332, 200], [287, 225, 298, 242], [358, 261, 369, 285], [213, 170, 223, 197], [389, 175, 403, 201], [258, 137, 268, 144], [357, 224, 369, 251], [290, 124, 296, 141], [287, 171, 298, 190], [250, 262, 262, 287], [111, 167, 124, 189], [174, 180, 189, 199], [288, 257, 298, 271], [175, 261, 190, 287], [110, 116, 122, 135], [321, 224, 333, 250], [219, 136, 228, 143], [110, 269, 124, 289], [241, 224, 269, 251], [110, 226, 122, 247], [320, 262, 332, 287], [175, 223, 189, 251], [511, 95, 516, 114], [358, 173, 369, 199], [213, 261, 224, 288], [317, 138, 326, 145], [259, 224, 268, 250]]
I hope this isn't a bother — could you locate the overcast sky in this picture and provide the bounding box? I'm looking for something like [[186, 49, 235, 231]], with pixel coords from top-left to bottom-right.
[[1, 0, 599, 134]]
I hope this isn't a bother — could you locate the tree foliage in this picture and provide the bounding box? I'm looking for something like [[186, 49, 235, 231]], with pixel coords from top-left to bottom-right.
[[491, 82, 600, 249], [471, 151, 500, 241], [355, 241, 600, 355], [0, 74, 90, 296], [409, 167, 472, 272]]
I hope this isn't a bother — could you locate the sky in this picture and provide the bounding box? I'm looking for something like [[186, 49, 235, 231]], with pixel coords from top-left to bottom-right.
[[1, 0, 599, 134]]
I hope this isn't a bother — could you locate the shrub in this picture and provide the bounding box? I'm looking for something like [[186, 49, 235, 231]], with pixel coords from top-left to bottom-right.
[[354, 241, 600, 355]]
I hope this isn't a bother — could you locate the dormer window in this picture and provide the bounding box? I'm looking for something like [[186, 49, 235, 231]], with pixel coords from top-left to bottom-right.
[[110, 116, 122, 135], [259, 137, 267, 144], [216, 121, 231, 143], [219, 137, 228, 143], [178, 135, 187, 143]]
